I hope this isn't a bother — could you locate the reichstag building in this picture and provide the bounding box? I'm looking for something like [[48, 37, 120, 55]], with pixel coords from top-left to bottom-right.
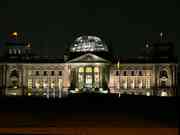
[[0, 32, 178, 97]]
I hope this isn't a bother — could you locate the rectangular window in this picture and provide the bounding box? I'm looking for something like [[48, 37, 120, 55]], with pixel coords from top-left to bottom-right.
[[86, 67, 92, 72], [43, 80, 48, 88], [116, 71, 119, 76], [44, 71, 47, 76], [35, 80, 40, 88], [139, 71, 142, 76], [79, 67, 84, 72], [28, 79, 32, 89], [51, 80, 55, 88], [51, 71, 54, 76], [123, 71, 127, 76], [28, 71, 32, 76], [138, 80, 143, 89], [131, 71, 134, 76], [123, 80, 127, 89], [59, 71, 62, 76], [36, 71, 39, 76], [58, 79, 62, 89], [146, 79, 151, 89]]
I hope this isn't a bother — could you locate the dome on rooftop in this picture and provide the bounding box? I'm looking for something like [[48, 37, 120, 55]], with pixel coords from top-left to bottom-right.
[[69, 35, 109, 53]]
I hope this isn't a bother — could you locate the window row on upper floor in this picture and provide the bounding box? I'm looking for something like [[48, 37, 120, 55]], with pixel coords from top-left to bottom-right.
[[114, 70, 152, 76], [28, 70, 62, 76]]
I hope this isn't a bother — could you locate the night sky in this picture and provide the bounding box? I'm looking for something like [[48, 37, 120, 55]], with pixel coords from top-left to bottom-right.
[[0, 0, 179, 59]]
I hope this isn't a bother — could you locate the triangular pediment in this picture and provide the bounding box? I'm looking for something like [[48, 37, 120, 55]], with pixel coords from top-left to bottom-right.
[[67, 53, 110, 63]]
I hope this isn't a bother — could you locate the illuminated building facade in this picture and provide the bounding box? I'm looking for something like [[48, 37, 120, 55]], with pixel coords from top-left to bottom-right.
[[0, 33, 178, 97]]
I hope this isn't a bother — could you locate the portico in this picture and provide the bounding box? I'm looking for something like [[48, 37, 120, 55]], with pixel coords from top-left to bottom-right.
[[66, 53, 110, 92]]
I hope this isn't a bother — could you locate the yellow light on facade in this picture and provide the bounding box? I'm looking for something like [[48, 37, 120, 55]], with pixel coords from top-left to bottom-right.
[[75, 88, 79, 92], [146, 72, 150, 76], [79, 67, 84, 72], [28, 93, 32, 96], [13, 86, 17, 89], [94, 67, 99, 72], [117, 61, 120, 69], [86, 67, 92, 72], [12, 32, 18, 36], [11, 93, 17, 96]]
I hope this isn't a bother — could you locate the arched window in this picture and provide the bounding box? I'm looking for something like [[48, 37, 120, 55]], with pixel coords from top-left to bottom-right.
[[131, 71, 134, 76], [10, 70, 19, 88], [10, 70, 19, 78], [161, 81, 167, 88], [160, 70, 168, 78], [51, 71, 54, 76], [123, 71, 127, 76], [139, 71, 142, 76]]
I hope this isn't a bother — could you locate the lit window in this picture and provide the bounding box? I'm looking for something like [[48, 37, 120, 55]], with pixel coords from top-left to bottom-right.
[[51, 81, 55, 88], [146, 79, 151, 89], [79, 67, 84, 72], [28, 79, 32, 89], [28, 71, 32, 76], [78, 73, 84, 89], [139, 80, 142, 89], [146, 71, 151, 76], [123, 80, 127, 89], [86, 67, 92, 72], [58, 79, 63, 89], [35, 80, 40, 88], [94, 67, 99, 72], [131, 80, 135, 89], [43, 80, 48, 88]]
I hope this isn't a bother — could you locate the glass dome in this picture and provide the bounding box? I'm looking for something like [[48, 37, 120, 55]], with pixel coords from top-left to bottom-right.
[[70, 36, 109, 52]]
